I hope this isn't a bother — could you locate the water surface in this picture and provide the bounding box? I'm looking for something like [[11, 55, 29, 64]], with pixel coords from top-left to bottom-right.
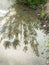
[[0, 0, 49, 65]]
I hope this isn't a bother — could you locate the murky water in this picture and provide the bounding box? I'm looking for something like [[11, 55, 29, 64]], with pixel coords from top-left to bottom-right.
[[0, 0, 49, 65]]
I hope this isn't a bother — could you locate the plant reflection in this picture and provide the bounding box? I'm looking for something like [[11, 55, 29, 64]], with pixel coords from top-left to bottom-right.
[[3, 41, 11, 49], [0, 3, 40, 56], [13, 39, 20, 49], [23, 45, 28, 52]]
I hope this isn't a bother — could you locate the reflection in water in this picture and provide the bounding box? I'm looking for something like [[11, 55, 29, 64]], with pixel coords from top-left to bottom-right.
[[0, 4, 39, 51], [0, 1, 49, 65], [3, 41, 11, 49], [31, 40, 39, 56]]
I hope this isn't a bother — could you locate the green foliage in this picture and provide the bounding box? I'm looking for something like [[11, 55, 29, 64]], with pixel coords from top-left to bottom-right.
[[17, 0, 47, 8], [40, 8, 45, 19]]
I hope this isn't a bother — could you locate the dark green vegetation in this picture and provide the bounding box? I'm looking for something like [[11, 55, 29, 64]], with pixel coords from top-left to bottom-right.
[[16, 0, 47, 19], [17, 0, 47, 8]]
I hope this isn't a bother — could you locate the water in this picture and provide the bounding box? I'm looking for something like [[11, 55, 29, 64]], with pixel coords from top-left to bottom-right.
[[0, 0, 49, 65]]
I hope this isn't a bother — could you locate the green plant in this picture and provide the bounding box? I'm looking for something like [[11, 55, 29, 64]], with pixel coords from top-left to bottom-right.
[[40, 8, 45, 19], [17, 0, 47, 8]]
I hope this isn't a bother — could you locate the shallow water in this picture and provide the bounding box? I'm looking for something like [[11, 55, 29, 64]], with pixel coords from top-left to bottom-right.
[[0, 0, 49, 65]]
